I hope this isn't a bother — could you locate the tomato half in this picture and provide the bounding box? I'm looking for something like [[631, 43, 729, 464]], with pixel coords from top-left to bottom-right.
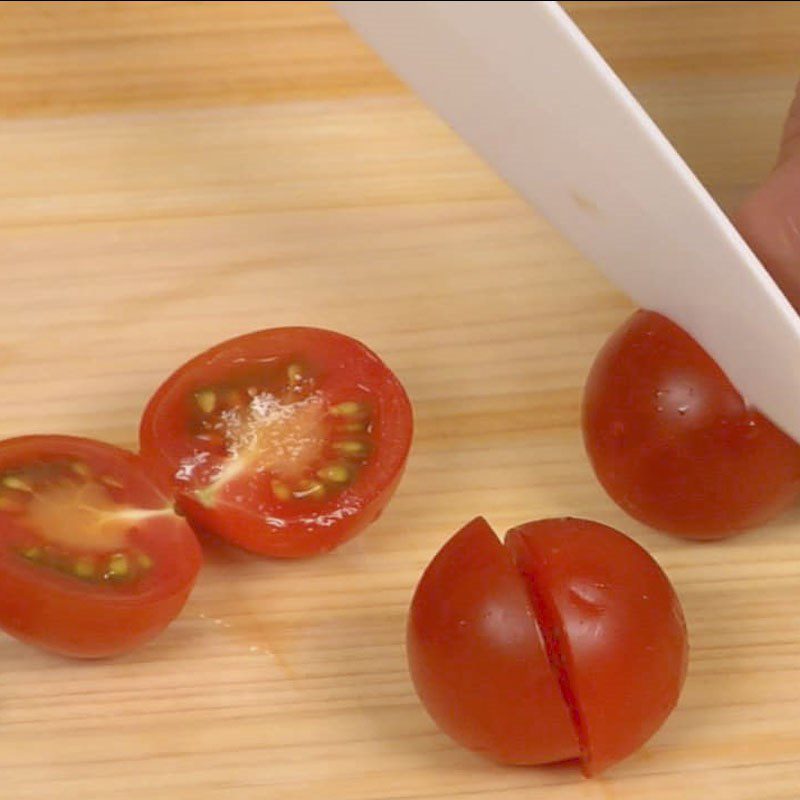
[[583, 310, 800, 539], [407, 517, 579, 765], [506, 518, 688, 775], [139, 328, 413, 558], [407, 516, 688, 776], [0, 435, 201, 658]]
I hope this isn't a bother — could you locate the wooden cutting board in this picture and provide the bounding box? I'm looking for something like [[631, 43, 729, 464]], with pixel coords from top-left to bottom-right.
[[3, 2, 800, 797]]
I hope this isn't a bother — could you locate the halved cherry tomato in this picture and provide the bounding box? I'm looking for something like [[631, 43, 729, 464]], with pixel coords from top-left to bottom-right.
[[408, 516, 688, 776], [0, 435, 201, 658], [139, 328, 413, 558], [583, 310, 800, 539], [506, 518, 688, 775]]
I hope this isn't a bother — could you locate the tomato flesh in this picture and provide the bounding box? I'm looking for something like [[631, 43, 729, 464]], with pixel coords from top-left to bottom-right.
[[506, 518, 688, 775], [0, 436, 202, 658], [408, 516, 688, 775], [140, 328, 412, 558], [583, 310, 800, 538]]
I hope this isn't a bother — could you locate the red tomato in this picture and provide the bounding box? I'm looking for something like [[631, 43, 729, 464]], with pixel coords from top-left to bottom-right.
[[407, 517, 579, 766], [506, 518, 688, 775], [140, 328, 412, 558], [408, 516, 687, 776], [0, 435, 201, 658], [583, 310, 800, 539]]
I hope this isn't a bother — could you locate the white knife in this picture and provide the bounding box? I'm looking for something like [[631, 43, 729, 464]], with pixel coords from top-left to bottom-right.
[[334, 0, 800, 442]]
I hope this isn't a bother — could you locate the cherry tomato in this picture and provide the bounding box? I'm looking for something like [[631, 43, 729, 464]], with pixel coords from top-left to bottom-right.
[[408, 516, 687, 776], [583, 310, 800, 539], [506, 518, 688, 775], [140, 327, 413, 558], [0, 435, 201, 658]]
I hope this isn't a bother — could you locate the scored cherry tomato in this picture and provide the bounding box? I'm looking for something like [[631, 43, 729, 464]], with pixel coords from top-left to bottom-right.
[[583, 310, 800, 539], [408, 516, 688, 776], [139, 327, 413, 558], [0, 435, 201, 658]]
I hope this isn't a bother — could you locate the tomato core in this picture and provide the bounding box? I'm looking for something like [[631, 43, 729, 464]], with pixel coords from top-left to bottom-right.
[[178, 358, 373, 509], [0, 459, 166, 587]]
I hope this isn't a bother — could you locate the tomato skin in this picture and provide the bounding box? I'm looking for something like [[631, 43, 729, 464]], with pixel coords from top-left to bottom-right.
[[176, 465, 403, 559], [583, 310, 800, 538], [409, 516, 687, 775], [0, 436, 202, 658], [506, 518, 688, 776], [139, 328, 413, 558], [407, 517, 580, 766], [0, 545, 196, 659]]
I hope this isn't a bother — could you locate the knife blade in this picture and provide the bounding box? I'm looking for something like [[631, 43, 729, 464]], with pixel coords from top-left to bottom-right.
[[334, 0, 800, 442]]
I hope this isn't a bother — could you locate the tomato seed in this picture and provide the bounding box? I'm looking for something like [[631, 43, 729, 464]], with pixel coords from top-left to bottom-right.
[[341, 422, 367, 433], [70, 462, 91, 478], [21, 546, 41, 561], [2, 475, 32, 492], [271, 480, 292, 501], [137, 553, 154, 570], [105, 554, 129, 580], [330, 401, 366, 418], [287, 363, 304, 383], [100, 475, 125, 490], [72, 558, 95, 579], [195, 389, 217, 414], [317, 464, 350, 484], [334, 440, 368, 457]]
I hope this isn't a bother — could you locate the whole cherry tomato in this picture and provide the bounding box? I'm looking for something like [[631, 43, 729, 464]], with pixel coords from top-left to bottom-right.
[[582, 310, 800, 538], [407, 516, 688, 776]]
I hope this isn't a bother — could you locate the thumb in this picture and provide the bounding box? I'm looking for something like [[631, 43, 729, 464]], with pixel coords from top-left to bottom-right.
[[734, 80, 800, 311]]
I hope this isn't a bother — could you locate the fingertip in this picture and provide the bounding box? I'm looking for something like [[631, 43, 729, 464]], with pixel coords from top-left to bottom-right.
[[778, 81, 800, 166], [734, 156, 800, 312]]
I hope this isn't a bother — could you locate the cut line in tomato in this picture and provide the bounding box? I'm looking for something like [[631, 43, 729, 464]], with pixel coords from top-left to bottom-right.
[[139, 327, 413, 558], [408, 516, 688, 776], [0, 435, 202, 658]]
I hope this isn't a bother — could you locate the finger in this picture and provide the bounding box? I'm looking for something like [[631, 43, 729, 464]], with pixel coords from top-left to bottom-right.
[[778, 80, 800, 165], [734, 80, 800, 311]]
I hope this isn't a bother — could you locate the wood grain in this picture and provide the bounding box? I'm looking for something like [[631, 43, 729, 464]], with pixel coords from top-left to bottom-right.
[[2, 2, 800, 798]]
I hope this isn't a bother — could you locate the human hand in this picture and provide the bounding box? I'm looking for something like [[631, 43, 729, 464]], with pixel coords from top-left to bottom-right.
[[736, 82, 800, 311]]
